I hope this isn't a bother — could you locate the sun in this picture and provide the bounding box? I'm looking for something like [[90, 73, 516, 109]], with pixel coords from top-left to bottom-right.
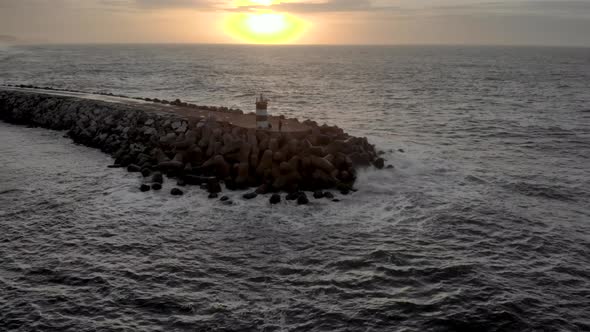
[[245, 13, 287, 35], [224, 12, 308, 44], [224, 1, 309, 44]]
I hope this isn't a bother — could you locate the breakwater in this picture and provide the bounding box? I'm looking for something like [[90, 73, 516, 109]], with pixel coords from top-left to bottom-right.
[[0, 88, 386, 202]]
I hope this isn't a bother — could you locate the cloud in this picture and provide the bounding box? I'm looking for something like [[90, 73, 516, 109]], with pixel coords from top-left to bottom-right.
[[225, 0, 590, 18], [5, 0, 588, 17], [238, 0, 378, 13], [425, 1, 590, 19], [98, 0, 219, 10]]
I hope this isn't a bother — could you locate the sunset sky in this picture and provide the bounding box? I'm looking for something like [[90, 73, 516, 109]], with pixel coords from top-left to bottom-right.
[[1, 0, 590, 46]]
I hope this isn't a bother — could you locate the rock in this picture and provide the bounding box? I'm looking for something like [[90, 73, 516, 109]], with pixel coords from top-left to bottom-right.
[[312, 169, 337, 188], [171, 188, 184, 196], [183, 174, 208, 185], [340, 189, 350, 195], [297, 193, 309, 205], [141, 168, 151, 177], [373, 157, 385, 169], [269, 138, 279, 151], [324, 192, 335, 199], [311, 156, 336, 174], [208, 193, 219, 199], [207, 178, 222, 194], [398, 149, 405, 153], [151, 183, 162, 191], [313, 191, 325, 199], [350, 152, 371, 167], [224, 178, 237, 191], [256, 150, 273, 176], [255, 184, 269, 195], [140, 184, 151, 192], [235, 162, 250, 188], [158, 160, 183, 171], [332, 199, 341, 202], [220, 196, 230, 202], [386, 165, 394, 169], [127, 164, 141, 172], [269, 194, 281, 205], [151, 172, 164, 184], [243, 192, 258, 200], [202, 155, 231, 179]]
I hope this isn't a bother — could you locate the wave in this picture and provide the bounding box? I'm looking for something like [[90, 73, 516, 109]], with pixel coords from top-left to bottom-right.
[[503, 181, 582, 202]]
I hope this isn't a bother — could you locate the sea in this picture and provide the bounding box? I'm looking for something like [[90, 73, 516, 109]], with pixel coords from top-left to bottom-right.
[[0, 44, 589, 331]]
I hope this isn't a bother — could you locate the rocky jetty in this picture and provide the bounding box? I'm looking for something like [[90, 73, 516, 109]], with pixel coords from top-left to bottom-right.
[[0, 88, 384, 197]]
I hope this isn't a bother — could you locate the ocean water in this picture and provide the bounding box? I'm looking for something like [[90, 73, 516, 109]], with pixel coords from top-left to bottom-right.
[[1, 44, 590, 331]]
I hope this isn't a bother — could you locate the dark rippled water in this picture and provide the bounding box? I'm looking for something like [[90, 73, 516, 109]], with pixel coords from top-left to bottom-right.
[[1, 45, 590, 331]]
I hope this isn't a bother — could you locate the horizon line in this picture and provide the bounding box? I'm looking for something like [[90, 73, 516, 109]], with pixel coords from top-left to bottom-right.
[[3, 41, 590, 49]]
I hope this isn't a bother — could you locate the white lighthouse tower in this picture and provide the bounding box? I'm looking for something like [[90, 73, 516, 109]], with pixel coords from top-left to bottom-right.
[[256, 94, 269, 130]]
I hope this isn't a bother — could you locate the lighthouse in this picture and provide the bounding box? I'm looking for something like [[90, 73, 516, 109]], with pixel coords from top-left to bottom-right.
[[256, 94, 269, 130]]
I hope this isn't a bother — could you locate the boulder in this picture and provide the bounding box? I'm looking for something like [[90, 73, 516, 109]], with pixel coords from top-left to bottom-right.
[[243, 192, 258, 200], [373, 157, 385, 169], [324, 192, 335, 199], [238, 143, 252, 162], [207, 178, 222, 194], [186, 146, 203, 164], [269, 138, 279, 152], [256, 150, 273, 177], [311, 156, 336, 174], [312, 169, 337, 188], [202, 155, 230, 179], [220, 196, 230, 202], [350, 152, 372, 167], [141, 168, 151, 177], [127, 164, 141, 173], [269, 194, 281, 205], [235, 162, 250, 188], [313, 191, 325, 199], [158, 160, 183, 171], [224, 178, 237, 191], [153, 148, 170, 163], [171, 188, 184, 196], [279, 161, 294, 174], [140, 184, 151, 192], [208, 193, 219, 199], [256, 184, 270, 195], [297, 193, 309, 205], [183, 175, 208, 185], [151, 172, 164, 184], [151, 183, 162, 191]]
